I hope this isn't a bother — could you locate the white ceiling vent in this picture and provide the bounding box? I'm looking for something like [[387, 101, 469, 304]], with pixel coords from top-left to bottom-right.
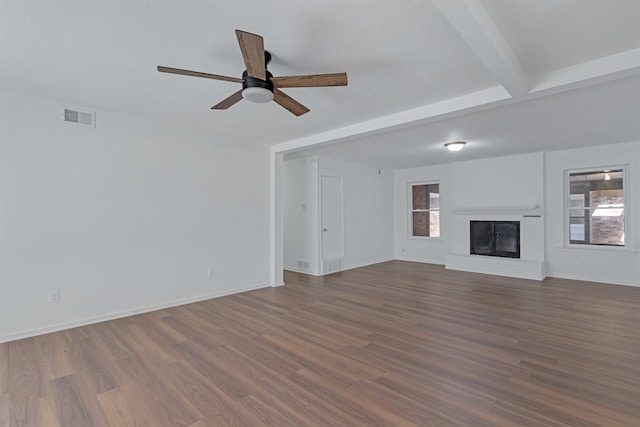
[[62, 107, 95, 128]]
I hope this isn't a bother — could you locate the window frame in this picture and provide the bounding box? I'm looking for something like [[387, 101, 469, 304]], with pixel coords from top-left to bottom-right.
[[564, 165, 631, 251], [408, 181, 441, 239]]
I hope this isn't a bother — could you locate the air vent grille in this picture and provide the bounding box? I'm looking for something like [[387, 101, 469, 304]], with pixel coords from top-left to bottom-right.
[[322, 257, 343, 274], [297, 260, 310, 270], [62, 107, 95, 127]]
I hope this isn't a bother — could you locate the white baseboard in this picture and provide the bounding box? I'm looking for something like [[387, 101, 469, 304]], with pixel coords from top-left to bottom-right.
[[337, 257, 395, 273], [283, 265, 321, 276], [0, 282, 271, 343], [395, 255, 445, 265], [285, 257, 395, 277], [545, 272, 639, 288]]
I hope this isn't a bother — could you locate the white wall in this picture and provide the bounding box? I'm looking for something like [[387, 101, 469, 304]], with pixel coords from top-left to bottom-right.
[[545, 141, 640, 287], [318, 157, 394, 271], [283, 156, 319, 274], [394, 164, 452, 264], [0, 90, 272, 342]]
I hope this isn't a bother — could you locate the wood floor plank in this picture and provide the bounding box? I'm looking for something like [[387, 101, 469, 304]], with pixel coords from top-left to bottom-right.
[[0, 394, 8, 427], [0, 343, 8, 396], [51, 372, 110, 427], [97, 387, 144, 427], [34, 397, 61, 427], [163, 360, 264, 427], [116, 354, 202, 426], [1, 260, 639, 426], [6, 338, 49, 400], [37, 332, 75, 380]]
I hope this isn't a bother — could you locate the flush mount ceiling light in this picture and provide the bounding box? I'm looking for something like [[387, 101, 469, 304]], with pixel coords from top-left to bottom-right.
[[444, 141, 466, 152]]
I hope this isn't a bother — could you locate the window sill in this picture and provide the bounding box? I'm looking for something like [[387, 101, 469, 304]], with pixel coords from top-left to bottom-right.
[[558, 244, 637, 255]]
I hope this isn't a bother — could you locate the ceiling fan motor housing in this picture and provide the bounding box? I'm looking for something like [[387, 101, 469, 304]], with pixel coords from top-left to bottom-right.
[[242, 65, 274, 103], [242, 69, 274, 92]]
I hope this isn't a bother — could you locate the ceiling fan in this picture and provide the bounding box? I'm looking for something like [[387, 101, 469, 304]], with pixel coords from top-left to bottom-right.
[[157, 30, 348, 116]]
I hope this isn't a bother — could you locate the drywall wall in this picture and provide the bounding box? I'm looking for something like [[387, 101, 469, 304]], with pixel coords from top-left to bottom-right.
[[394, 163, 452, 264], [318, 157, 394, 271], [545, 141, 640, 286], [283, 156, 319, 274], [0, 90, 271, 341]]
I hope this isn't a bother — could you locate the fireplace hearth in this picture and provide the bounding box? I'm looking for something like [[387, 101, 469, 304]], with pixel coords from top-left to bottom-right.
[[470, 221, 520, 258]]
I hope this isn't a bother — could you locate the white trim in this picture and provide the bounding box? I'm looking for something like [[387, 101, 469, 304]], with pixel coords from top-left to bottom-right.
[[287, 258, 395, 276], [269, 152, 285, 287], [283, 267, 322, 276], [340, 257, 395, 272], [452, 203, 541, 215], [0, 282, 271, 343], [395, 255, 444, 265], [269, 150, 276, 286], [408, 181, 441, 238], [547, 272, 639, 288]]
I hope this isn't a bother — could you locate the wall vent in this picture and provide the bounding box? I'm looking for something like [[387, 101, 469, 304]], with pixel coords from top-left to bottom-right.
[[297, 260, 310, 270], [322, 257, 343, 274], [62, 107, 95, 127]]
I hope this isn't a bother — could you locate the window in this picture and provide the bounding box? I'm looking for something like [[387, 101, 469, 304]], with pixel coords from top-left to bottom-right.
[[410, 183, 440, 237], [568, 168, 625, 246]]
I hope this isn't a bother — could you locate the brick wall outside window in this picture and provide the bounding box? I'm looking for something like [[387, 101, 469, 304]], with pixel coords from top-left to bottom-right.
[[591, 189, 625, 245]]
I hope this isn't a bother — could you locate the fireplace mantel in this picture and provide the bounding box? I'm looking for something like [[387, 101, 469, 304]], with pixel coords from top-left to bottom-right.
[[452, 203, 541, 215]]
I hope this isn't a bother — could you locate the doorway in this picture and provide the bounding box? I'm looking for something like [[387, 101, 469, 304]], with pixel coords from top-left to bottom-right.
[[320, 175, 344, 273]]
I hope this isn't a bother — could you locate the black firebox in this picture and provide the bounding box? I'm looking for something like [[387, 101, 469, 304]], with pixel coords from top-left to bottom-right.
[[470, 221, 520, 258]]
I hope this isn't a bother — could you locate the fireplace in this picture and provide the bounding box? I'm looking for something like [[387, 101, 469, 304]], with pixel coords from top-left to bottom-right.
[[470, 221, 520, 258]]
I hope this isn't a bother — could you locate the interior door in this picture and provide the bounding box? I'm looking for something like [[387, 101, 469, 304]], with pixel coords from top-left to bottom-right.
[[321, 175, 344, 262]]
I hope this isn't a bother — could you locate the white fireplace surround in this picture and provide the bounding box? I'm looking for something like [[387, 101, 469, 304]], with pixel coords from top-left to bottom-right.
[[444, 153, 546, 280]]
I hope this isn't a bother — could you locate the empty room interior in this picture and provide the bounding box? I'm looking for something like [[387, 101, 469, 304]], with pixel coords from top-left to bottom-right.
[[1, 1, 639, 426]]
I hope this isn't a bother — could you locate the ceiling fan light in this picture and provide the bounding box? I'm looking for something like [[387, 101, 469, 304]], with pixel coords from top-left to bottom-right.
[[444, 141, 466, 152], [242, 87, 274, 103]]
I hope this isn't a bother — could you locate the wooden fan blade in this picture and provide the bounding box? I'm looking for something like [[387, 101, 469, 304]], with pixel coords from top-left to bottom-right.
[[272, 72, 348, 88], [235, 30, 266, 80], [157, 66, 242, 83], [273, 89, 310, 116], [211, 90, 244, 110]]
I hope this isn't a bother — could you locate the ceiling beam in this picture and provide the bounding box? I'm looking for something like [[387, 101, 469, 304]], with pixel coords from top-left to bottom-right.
[[271, 86, 511, 154], [433, 0, 528, 98], [530, 48, 640, 96]]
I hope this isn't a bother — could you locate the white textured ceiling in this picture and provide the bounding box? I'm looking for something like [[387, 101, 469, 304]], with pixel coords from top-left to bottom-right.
[[1, 0, 639, 168]]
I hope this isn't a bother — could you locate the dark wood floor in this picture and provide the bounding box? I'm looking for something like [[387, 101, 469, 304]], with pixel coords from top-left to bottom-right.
[[2, 261, 640, 426]]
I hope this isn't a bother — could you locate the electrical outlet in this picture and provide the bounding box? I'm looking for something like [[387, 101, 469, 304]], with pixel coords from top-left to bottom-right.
[[49, 290, 60, 304], [208, 268, 215, 280]]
